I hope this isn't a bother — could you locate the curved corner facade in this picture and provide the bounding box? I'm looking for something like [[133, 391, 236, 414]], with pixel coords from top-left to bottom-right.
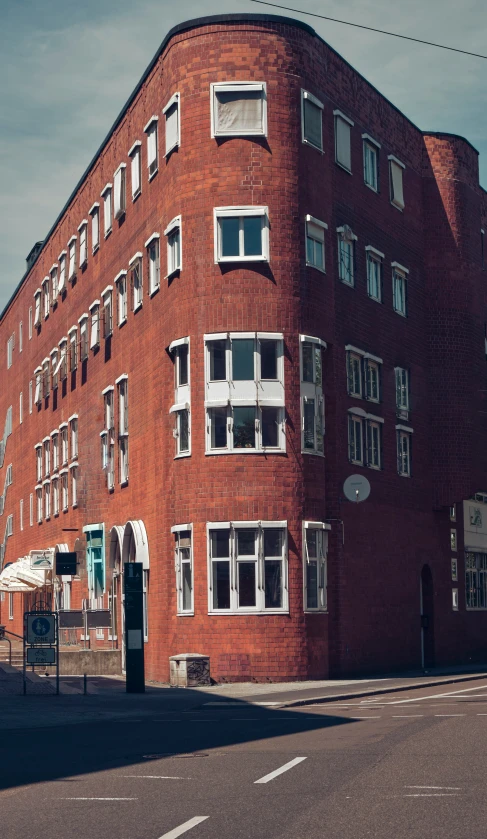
[[1, 15, 487, 681]]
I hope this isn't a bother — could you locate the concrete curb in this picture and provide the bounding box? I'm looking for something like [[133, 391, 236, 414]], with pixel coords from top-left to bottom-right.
[[277, 671, 487, 708]]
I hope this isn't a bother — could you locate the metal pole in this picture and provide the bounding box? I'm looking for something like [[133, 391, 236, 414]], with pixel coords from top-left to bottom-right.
[[83, 672, 87, 695], [56, 612, 59, 696], [22, 616, 26, 696]]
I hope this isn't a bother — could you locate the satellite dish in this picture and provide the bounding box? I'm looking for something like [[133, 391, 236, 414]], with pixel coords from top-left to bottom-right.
[[343, 474, 371, 503]]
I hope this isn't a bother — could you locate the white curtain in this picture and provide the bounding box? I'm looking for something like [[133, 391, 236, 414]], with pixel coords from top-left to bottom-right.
[[165, 103, 179, 153], [216, 91, 263, 133]]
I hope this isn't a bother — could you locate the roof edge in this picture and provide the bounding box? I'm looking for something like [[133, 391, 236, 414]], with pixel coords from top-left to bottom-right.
[[423, 130, 479, 156]]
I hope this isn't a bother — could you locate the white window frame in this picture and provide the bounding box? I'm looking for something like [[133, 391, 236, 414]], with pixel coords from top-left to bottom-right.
[[89, 202, 100, 253], [33, 289, 42, 327], [42, 357, 50, 397], [395, 367, 410, 416], [29, 306, 33, 340], [115, 270, 128, 326], [52, 476, 59, 517], [68, 326, 78, 373], [169, 337, 191, 458], [20, 498, 23, 531], [43, 436, 50, 477], [36, 485, 43, 523], [144, 116, 159, 179], [30, 492, 33, 526], [214, 206, 269, 263], [305, 215, 327, 273], [51, 430, 59, 472], [58, 251, 67, 294], [101, 286, 113, 339], [392, 262, 408, 316], [101, 183, 113, 237], [366, 417, 382, 470], [172, 523, 193, 615], [303, 522, 329, 612], [7, 335, 14, 369], [129, 252, 143, 311], [210, 82, 267, 138], [389, 154, 405, 210], [113, 163, 126, 220], [78, 313, 89, 361], [42, 277, 50, 319], [337, 226, 357, 286], [34, 367, 42, 404], [69, 414, 78, 460], [67, 235, 77, 282], [49, 265, 58, 306], [300, 335, 326, 456], [333, 109, 353, 172], [145, 233, 160, 296], [163, 92, 181, 154], [117, 375, 129, 486], [60, 469, 69, 512], [35, 443, 42, 483], [365, 358, 381, 403], [19, 391, 23, 425], [43, 479, 51, 520], [128, 141, 142, 200], [396, 424, 413, 476], [363, 134, 380, 192], [366, 246, 383, 302], [348, 411, 364, 465], [207, 521, 289, 614], [301, 89, 324, 152], [70, 462, 78, 507], [60, 423, 69, 466], [57, 338, 68, 382], [89, 300, 100, 349], [165, 216, 182, 278], [205, 332, 286, 455]]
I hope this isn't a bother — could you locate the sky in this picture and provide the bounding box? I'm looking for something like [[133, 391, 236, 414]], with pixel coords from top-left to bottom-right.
[[1, 0, 486, 312]]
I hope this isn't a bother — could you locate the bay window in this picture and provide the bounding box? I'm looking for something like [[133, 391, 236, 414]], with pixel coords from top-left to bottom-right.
[[300, 335, 325, 455], [205, 332, 285, 454], [208, 521, 288, 613], [172, 524, 193, 614], [303, 522, 329, 611], [214, 207, 269, 263]]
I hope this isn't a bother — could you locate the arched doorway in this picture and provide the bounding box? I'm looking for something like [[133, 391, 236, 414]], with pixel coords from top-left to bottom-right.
[[108, 526, 124, 654], [420, 564, 435, 670], [121, 521, 150, 671]]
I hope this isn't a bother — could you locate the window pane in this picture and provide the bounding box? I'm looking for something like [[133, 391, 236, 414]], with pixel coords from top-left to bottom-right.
[[306, 235, 315, 265], [302, 343, 314, 382], [233, 406, 256, 448], [210, 341, 226, 381], [314, 239, 324, 269], [210, 408, 227, 448], [303, 399, 315, 449], [216, 90, 263, 133], [182, 563, 192, 611], [306, 529, 318, 559], [264, 529, 283, 557], [237, 529, 256, 556], [306, 561, 318, 609], [178, 345, 188, 385], [221, 217, 240, 257], [238, 562, 256, 607], [262, 407, 279, 448], [304, 99, 322, 149], [213, 561, 230, 609], [232, 339, 254, 380], [314, 346, 322, 386], [260, 340, 278, 380], [179, 410, 189, 452], [265, 560, 282, 608], [243, 216, 262, 256], [211, 530, 229, 558]]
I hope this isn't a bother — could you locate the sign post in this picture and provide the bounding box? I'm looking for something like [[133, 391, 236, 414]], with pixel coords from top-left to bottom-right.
[[123, 562, 145, 693], [23, 610, 59, 695]]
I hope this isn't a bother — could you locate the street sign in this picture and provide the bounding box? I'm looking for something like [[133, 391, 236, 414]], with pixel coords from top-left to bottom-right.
[[55, 551, 77, 576], [343, 474, 371, 503], [26, 646, 56, 665], [30, 550, 54, 570], [26, 613, 56, 645], [124, 562, 145, 693]]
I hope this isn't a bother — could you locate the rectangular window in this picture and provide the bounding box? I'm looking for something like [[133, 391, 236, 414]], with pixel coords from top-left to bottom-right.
[[363, 135, 380, 191], [163, 92, 181, 153], [346, 350, 362, 398], [300, 336, 325, 455], [130, 253, 143, 311], [305, 216, 327, 272], [52, 431, 59, 472], [214, 207, 269, 263], [35, 444, 42, 483], [58, 252, 67, 294], [482, 229, 485, 270], [8, 592, 13, 620], [337, 226, 356, 286], [7, 335, 13, 369], [389, 155, 405, 210], [301, 89, 323, 151], [102, 288, 113, 338], [70, 416, 78, 459], [334, 110, 353, 172], [366, 419, 382, 469], [366, 247, 383, 302], [103, 387, 115, 432], [68, 236, 77, 282], [78, 221, 88, 267], [70, 464, 78, 507], [42, 358, 50, 397], [61, 471, 68, 511], [208, 522, 288, 613], [19, 321, 22, 353], [56, 339, 67, 382], [29, 380, 33, 414], [34, 367, 42, 404], [68, 328, 78, 372], [89, 301, 100, 349], [30, 493, 33, 526], [29, 307, 33, 340], [60, 425, 69, 466], [84, 525, 105, 599], [169, 338, 191, 458], [211, 82, 266, 137], [365, 359, 380, 403], [395, 367, 410, 415], [165, 216, 182, 277], [101, 184, 112, 237], [100, 429, 115, 491], [205, 333, 285, 454], [52, 478, 59, 517], [90, 203, 100, 253], [173, 525, 193, 614], [397, 427, 412, 476], [466, 552, 487, 609], [304, 523, 328, 611], [43, 437, 50, 477], [451, 529, 457, 552], [42, 278, 50, 319], [50, 266, 58, 304], [36, 485, 43, 523], [115, 271, 128, 325], [34, 290, 42, 327], [146, 235, 160, 295], [114, 164, 126, 219], [44, 481, 51, 519], [145, 117, 158, 178], [392, 265, 408, 316], [79, 315, 89, 361], [19, 392, 23, 425], [129, 142, 141, 200], [20, 498, 23, 531], [348, 413, 363, 465], [117, 377, 129, 485]]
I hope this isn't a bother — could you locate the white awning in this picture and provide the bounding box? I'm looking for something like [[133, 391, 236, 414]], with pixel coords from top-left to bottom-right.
[[0, 558, 47, 592]]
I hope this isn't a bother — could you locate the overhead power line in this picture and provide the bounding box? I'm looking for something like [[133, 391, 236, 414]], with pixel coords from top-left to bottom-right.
[[248, 0, 487, 60]]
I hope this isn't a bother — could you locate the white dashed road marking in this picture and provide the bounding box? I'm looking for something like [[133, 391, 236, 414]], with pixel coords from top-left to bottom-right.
[[158, 817, 209, 838], [254, 757, 307, 784]]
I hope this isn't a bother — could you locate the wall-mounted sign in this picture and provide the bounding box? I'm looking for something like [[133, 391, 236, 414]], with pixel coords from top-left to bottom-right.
[[30, 550, 54, 571], [55, 552, 77, 576]]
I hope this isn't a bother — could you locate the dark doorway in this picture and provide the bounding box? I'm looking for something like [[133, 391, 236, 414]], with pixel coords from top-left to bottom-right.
[[420, 564, 435, 669]]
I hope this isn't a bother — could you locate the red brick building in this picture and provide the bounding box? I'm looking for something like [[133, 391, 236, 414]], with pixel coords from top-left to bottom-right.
[[1, 13, 487, 681]]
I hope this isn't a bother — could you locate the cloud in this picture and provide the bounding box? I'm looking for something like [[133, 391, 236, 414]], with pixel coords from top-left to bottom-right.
[[1, 0, 486, 311]]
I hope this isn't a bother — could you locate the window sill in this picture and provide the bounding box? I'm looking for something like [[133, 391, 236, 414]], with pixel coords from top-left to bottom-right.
[[397, 472, 411, 478], [365, 181, 379, 194], [367, 294, 382, 303], [80, 259, 88, 269], [340, 279, 355, 288], [304, 608, 328, 614], [132, 189, 141, 202], [177, 611, 195, 617], [62, 508, 68, 513], [302, 138, 324, 154], [166, 268, 181, 280], [104, 229, 112, 240], [166, 141, 180, 156], [302, 450, 325, 457], [133, 302, 143, 313], [391, 201, 404, 212], [175, 452, 191, 459], [217, 256, 268, 264], [149, 168, 159, 182], [92, 244, 100, 255], [120, 480, 129, 488], [393, 309, 407, 318], [208, 609, 289, 616], [205, 449, 287, 456], [118, 318, 127, 328], [335, 161, 352, 174], [149, 286, 160, 298], [305, 261, 326, 274], [72, 503, 78, 509]]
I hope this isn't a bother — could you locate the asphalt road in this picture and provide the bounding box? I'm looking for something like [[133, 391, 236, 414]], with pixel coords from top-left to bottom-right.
[[3, 677, 487, 839]]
